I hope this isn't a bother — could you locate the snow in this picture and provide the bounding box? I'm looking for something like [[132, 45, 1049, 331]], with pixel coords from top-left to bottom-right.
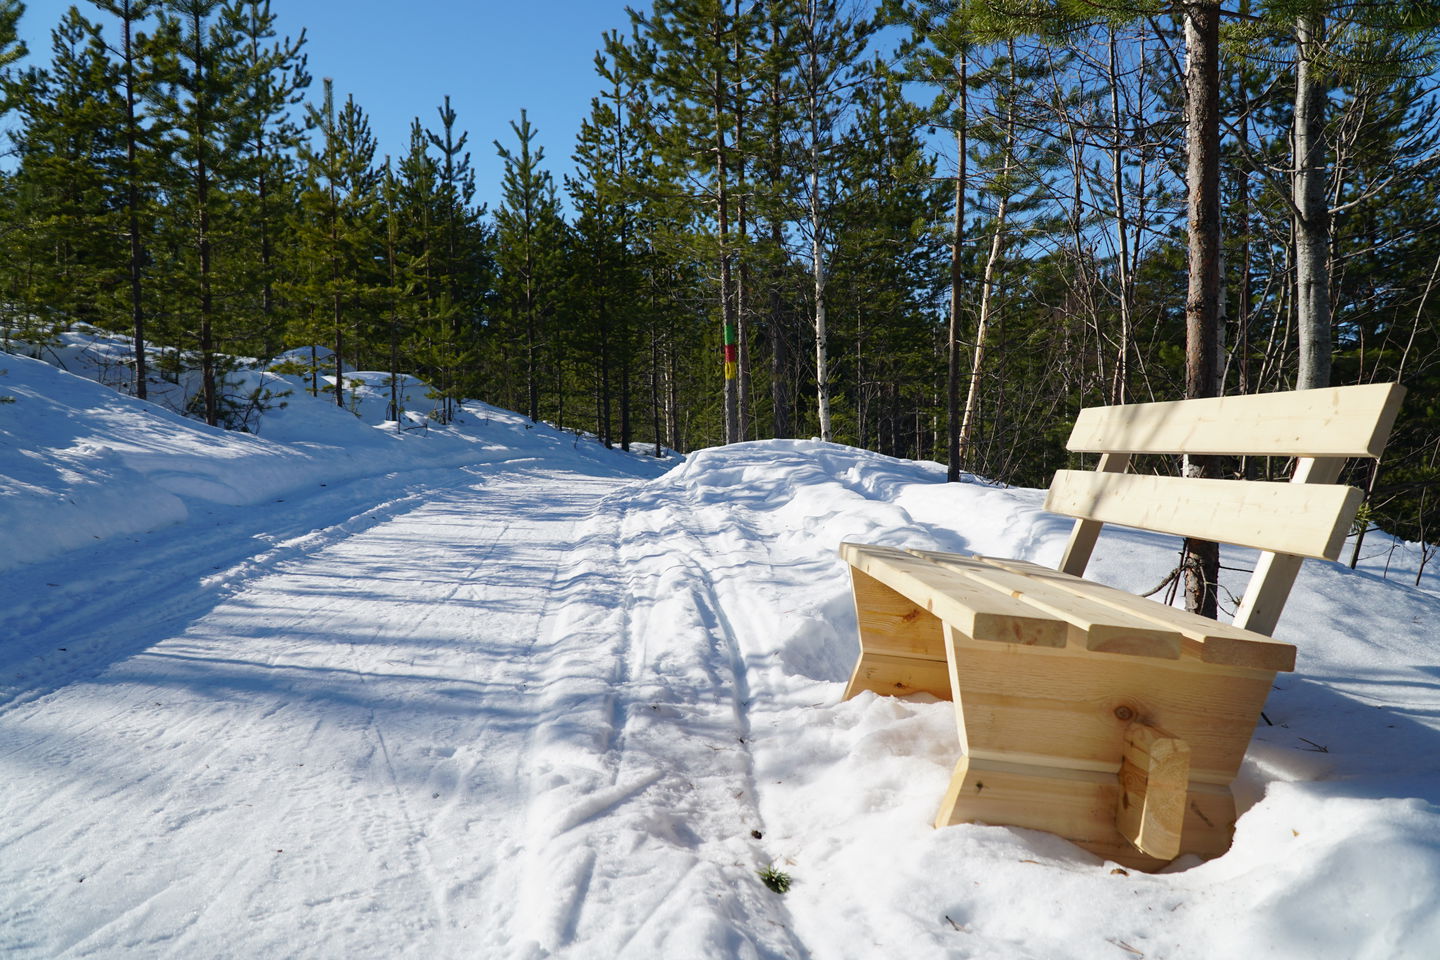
[[4, 339, 1440, 958]]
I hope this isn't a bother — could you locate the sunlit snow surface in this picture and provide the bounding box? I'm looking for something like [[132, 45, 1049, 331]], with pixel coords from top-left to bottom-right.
[[3, 343, 1440, 959]]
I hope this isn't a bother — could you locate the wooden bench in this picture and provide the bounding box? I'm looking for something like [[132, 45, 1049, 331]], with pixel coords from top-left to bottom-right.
[[840, 383, 1405, 870]]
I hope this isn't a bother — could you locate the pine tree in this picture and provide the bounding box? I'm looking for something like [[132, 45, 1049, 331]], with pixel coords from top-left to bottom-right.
[[229, 0, 308, 360], [791, 0, 878, 443], [88, 0, 162, 397], [146, 1, 252, 423], [378, 156, 418, 426], [9, 8, 126, 339], [0, 0, 24, 104], [830, 55, 947, 457], [292, 78, 381, 411], [424, 96, 488, 420], [568, 32, 654, 449], [626, 0, 759, 445], [752, 0, 802, 440], [0, 1, 26, 344], [494, 109, 563, 424], [885, 0, 973, 479]]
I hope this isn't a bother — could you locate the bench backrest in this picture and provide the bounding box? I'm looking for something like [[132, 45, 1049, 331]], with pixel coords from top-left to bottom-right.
[[1048, 383, 1406, 636]]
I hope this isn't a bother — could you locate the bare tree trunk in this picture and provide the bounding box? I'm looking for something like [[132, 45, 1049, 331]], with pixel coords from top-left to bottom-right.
[[651, 295, 665, 456], [666, 302, 681, 450], [331, 193, 344, 411], [812, 208, 832, 441], [525, 189, 538, 423], [1294, 13, 1332, 390], [717, 110, 739, 443], [957, 203, 1007, 468], [769, 262, 790, 438], [599, 293, 613, 446], [1236, 64, 1253, 399], [120, 5, 147, 400], [958, 47, 1015, 469], [806, 15, 833, 443], [332, 286, 344, 410], [733, 0, 751, 440], [1108, 26, 1133, 405], [1183, 1, 1223, 618], [766, 12, 791, 440], [946, 52, 967, 481]]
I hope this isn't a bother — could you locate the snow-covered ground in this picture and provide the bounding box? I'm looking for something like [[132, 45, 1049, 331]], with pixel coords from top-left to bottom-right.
[[3, 339, 1440, 959]]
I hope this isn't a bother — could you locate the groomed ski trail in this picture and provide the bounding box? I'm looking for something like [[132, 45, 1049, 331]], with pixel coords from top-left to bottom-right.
[[0, 458, 804, 959]]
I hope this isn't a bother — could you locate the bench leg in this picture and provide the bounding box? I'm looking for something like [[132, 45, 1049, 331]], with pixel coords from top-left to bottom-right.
[[934, 754, 1236, 870], [842, 567, 952, 700]]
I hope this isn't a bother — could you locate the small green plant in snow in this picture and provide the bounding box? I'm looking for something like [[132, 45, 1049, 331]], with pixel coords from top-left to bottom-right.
[[758, 865, 792, 894]]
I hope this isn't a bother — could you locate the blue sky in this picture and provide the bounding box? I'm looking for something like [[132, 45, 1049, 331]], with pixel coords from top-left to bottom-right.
[[15, 0, 648, 212]]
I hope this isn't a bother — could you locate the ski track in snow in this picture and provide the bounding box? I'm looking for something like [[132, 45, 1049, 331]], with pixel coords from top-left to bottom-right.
[[0, 453, 813, 958]]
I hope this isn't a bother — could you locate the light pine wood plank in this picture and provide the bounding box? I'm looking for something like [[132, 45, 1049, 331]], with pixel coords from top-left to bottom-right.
[[841, 543, 1066, 648], [981, 557, 1297, 672], [1059, 452, 1130, 577], [911, 549, 1182, 660], [1233, 551, 1305, 637], [1232, 457, 1346, 635], [1045, 470, 1362, 560], [1115, 723, 1191, 860], [1066, 382, 1405, 457], [943, 629, 1274, 783], [848, 566, 946, 662], [842, 651, 952, 701], [935, 754, 1235, 870]]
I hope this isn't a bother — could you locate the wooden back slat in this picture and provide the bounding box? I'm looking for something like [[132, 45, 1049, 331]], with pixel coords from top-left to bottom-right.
[[1045, 470, 1363, 560], [1066, 383, 1405, 457]]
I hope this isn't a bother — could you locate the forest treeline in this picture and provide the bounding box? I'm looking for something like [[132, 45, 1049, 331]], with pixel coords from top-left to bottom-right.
[[3, 0, 1440, 573]]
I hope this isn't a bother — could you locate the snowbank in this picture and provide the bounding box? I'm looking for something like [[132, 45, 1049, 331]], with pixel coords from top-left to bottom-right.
[[0, 344, 654, 572]]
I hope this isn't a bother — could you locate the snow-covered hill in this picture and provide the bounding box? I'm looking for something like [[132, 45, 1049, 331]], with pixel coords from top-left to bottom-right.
[[3, 343, 1440, 959]]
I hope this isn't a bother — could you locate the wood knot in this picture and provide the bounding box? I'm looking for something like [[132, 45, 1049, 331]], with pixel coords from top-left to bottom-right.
[[1113, 705, 1135, 721]]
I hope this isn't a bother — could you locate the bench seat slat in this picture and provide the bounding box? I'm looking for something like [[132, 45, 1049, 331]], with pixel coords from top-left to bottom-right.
[[841, 543, 1067, 648], [980, 557, 1296, 672], [1066, 383, 1405, 458], [1046, 470, 1362, 560], [908, 549, 1183, 660]]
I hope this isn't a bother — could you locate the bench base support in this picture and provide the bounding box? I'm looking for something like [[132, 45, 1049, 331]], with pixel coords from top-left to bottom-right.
[[936, 755, 1236, 871]]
